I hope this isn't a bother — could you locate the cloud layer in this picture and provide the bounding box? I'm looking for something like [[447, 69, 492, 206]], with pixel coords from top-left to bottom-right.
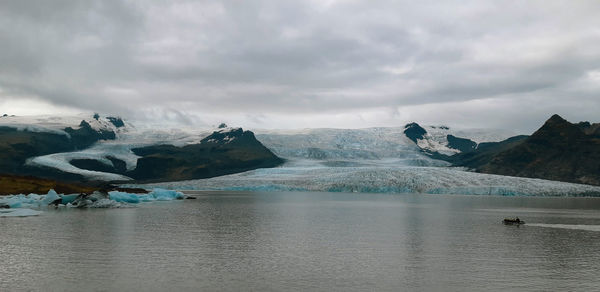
[[1, 0, 599, 131]]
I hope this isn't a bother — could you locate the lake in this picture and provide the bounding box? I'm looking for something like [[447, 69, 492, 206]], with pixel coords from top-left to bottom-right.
[[2, 191, 600, 291]]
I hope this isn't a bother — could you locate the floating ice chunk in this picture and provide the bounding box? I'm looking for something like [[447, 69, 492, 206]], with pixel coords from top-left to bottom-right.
[[108, 188, 184, 203], [108, 191, 144, 203], [42, 189, 61, 205], [88, 199, 126, 208], [0, 194, 44, 208], [150, 188, 185, 201], [1, 188, 185, 213], [0, 209, 43, 217], [60, 194, 80, 205]]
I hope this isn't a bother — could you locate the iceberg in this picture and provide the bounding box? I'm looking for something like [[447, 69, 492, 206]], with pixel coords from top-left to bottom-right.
[[0, 190, 76, 209], [108, 189, 184, 203], [41, 189, 61, 205], [0, 188, 187, 216]]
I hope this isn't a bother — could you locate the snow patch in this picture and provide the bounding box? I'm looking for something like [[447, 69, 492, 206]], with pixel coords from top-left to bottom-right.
[[0, 114, 129, 137], [417, 136, 460, 155], [26, 155, 133, 181]]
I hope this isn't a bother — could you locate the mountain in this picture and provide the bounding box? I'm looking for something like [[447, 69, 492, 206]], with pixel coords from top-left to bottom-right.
[[0, 115, 121, 178], [448, 135, 529, 169], [475, 114, 600, 186], [127, 128, 283, 182], [0, 115, 283, 185]]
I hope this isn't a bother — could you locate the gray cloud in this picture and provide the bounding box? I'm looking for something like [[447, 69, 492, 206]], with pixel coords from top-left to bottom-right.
[[1, 0, 600, 132]]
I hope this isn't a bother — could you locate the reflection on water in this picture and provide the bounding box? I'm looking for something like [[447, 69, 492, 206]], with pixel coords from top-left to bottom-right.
[[2, 192, 600, 291]]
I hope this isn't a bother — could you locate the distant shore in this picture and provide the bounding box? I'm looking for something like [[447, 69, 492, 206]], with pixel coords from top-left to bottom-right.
[[0, 174, 147, 196]]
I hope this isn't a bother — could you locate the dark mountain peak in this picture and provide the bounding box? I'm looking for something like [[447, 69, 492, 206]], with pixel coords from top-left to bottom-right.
[[446, 134, 477, 153], [477, 114, 600, 186], [530, 114, 584, 143], [201, 128, 255, 145], [79, 120, 92, 129], [577, 121, 591, 128], [404, 122, 427, 143], [404, 122, 422, 129], [131, 127, 283, 182], [547, 114, 566, 123], [107, 117, 125, 128], [64, 120, 116, 149], [576, 121, 600, 136]]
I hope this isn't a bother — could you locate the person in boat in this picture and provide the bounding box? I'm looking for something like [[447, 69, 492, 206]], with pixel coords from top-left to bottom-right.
[[516, 217, 520, 223]]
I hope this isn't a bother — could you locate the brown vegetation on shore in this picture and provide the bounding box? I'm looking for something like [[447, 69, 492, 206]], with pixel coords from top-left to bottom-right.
[[0, 174, 96, 195]]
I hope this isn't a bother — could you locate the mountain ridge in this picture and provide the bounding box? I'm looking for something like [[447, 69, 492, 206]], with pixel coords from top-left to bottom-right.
[[0, 115, 284, 186], [477, 114, 600, 185]]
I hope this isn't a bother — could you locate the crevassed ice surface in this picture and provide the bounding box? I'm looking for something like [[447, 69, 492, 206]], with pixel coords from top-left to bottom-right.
[[133, 159, 600, 196], [254, 126, 517, 160], [123, 127, 600, 197]]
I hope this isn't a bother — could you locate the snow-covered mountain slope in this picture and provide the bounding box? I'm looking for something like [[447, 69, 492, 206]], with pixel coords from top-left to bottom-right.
[[254, 127, 439, 164], [25, 127, 216, 181], [254, 125, 518, 162], [130, 159, 600, 196], [0, 113, 129, 137], [22, 124, 278, 181], [403, 123, 518, 155]]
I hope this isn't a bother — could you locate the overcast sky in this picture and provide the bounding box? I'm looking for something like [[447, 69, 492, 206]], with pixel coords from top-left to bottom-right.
[[1, 0, 599, 132]]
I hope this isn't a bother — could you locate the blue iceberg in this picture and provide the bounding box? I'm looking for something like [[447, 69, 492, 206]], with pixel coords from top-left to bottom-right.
[[109, 188, 185, 203], [0, 188, 187, 217]]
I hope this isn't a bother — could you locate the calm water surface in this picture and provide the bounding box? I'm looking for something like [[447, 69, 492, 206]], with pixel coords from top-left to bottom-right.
[[2, 192, 600, 291]]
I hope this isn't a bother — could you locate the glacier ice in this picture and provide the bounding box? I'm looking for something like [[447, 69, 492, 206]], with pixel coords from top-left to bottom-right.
[[131, 160, 600, 197], [26, 153, 134, 181], [254, 126, 518, 161], [23, 124, 215, 181]]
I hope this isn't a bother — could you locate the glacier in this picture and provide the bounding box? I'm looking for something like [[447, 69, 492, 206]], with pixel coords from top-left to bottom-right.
[[254, 126, 517, 160], [130, 159, 600, 197], [13, 118, 520, 183], [10, 118, 600, 198]]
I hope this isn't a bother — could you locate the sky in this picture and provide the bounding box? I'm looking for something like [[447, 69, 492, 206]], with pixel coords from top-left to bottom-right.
[[1, 0, 599, 132]]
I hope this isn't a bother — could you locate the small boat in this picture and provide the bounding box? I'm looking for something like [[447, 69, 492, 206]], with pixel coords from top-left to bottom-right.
[[503, 217, 525, 225]]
